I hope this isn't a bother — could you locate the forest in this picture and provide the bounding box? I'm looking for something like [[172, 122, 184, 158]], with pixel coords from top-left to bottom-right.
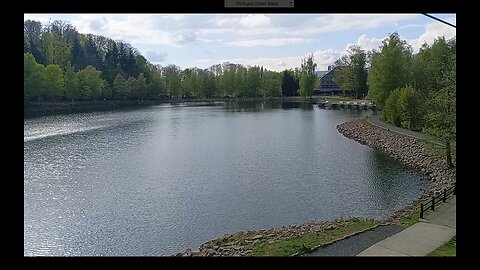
[[24, 20, 308, 105]]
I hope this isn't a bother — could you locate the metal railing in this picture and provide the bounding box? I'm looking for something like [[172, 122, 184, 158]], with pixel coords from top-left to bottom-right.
[[420, 183, 456, 219]]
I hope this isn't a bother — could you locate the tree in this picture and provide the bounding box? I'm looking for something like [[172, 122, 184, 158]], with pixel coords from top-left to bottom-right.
[[24, 53, 37, 102], [397, 85, 422, 131], [24, 53, 46, 104], [424, 53, 456, 168], [221, 63, 236, 97], [281, 69, 299, 96], [298, 54, 317, 98], [24, 20, 45, 65], [263, 71, 282, 97], [42, 31, 72, 68], [246, 66, 262, 97], [101, 80, 112, 100], [163, 65, 182, 98], [334, 45, 368, 98], [367, 32, 413, 108], [64, 63, 78, 104], [383, 88, 402, 126], [126, 76, 137, 99], [133, 73, 147, 100], [113, 73, 128, 100], [44, 64, 65, 102], [147, 70, 167, 99], [76, 65, 104, 102]]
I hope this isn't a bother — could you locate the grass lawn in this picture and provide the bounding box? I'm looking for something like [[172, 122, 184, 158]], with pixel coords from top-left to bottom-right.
[[427, 236, 456, 256], [251, 218, 378, 256]]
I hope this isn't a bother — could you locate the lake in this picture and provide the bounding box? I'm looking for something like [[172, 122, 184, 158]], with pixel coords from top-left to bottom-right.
[[24, 101, 427, 256]]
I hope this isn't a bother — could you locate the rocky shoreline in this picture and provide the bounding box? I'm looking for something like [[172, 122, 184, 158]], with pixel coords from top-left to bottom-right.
[[175, 117, 456, 257], [337, 118, 456, 197], [175, 218, 366, 257]]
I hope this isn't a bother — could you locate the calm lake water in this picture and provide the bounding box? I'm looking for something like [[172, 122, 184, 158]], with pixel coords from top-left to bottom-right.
[[24, 101, 427, 256]]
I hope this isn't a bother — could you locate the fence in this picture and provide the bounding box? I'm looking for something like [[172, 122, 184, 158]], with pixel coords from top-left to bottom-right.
[[420, 183, 456, 219]]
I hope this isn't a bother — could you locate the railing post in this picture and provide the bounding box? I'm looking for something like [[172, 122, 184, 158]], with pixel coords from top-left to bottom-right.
[[420, 204, 424, 219], [443, 189, 447, 202], [431, 197, 435, 211]]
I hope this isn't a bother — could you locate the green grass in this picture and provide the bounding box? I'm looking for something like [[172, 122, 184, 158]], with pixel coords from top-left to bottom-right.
[[251, 218, 378, 256], [395, 204, 421, 226], [428, 236, 456, 256]]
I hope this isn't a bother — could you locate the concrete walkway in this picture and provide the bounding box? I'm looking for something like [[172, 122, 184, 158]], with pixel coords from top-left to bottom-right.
[[357, 196, 456, 256]]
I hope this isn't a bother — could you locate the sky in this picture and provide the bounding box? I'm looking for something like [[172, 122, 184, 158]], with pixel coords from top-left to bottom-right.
[[23, 13, 456, 72]]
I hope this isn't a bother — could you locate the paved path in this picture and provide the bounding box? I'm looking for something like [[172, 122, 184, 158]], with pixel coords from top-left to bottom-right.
[[367, 113, 457, 149], [367, 113, 428, 141], [357, 196, 456, 256]]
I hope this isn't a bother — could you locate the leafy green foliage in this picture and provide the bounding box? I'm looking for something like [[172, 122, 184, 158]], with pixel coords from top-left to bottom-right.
[[64, 63, 78, 103], [367, 32, 413, 108], [334, 45, 368, 98], [383, 88, 402, 126], [45, 64, 65, 102], [298, 54, 317, 98], [76, 65, 104, 101], [281, 69, 299, 97]]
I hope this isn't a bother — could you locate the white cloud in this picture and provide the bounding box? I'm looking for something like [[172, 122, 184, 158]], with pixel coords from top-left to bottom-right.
[[191, 49, 342, 72], [171, 32, 196, 45], [69, 14, 197, 47], [227, 38, 313, 47], [408, 17, 456, 53], [144, 50, 168, 62], [239, 14, 272, 28], [202, 14, 279, 36], [290, 14, 418, 36], [343, 34, 385, 53]]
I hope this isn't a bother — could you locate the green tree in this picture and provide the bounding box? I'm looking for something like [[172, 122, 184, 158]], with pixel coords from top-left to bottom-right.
[[147, 70, 167, 99], [101, 80, 112, 100], [298, 54, 317, 98], [397, 85, 422, 131], [246, 66, 262, 97], [113, 73, 128, 100], [281, 69, 299, 97], [133, 73, 147, 100], [126, 76, 137, 100], [24, 53, 46, 104], [221, 63, 237, 97], [45, 64, 65, 102], [76, 65, 104, 102], [424, 54, 456, 168], [24, 52, 38, 102], [367, 32, 413, 108], [24, 20, 45, 65], [334, 45, 368, 99], [263, 71, 282, 97], [42, 31, 72, 68], [64, 63, 78, 104], [383, 88, 402, 126]]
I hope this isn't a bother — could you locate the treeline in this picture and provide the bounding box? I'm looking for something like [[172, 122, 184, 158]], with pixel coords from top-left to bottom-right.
[[367, 33, 456, 167], [24, 20, 306, 105], [329, 33, 455, 167]]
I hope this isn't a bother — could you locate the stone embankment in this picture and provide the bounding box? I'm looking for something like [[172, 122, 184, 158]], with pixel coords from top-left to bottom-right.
[[175, 219, 358, 257], [337, 118, 456, 197], [176, 118, 456, 257]]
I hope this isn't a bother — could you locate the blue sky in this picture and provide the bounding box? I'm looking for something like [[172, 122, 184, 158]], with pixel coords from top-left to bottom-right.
[[24, 14, 456, 72]]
